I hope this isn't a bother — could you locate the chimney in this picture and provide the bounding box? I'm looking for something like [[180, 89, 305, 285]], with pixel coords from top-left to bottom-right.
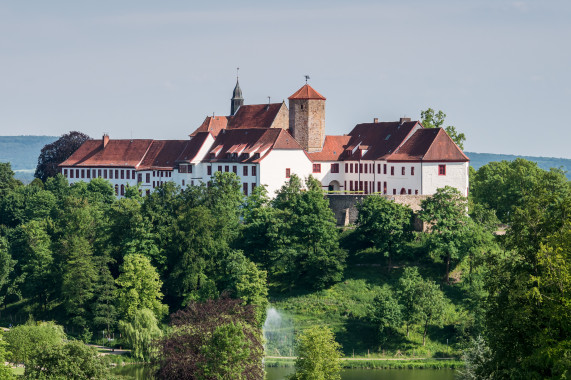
[[103, 134, 109, 148], [373, 118, 379, 123], [400, 117, 411, 124]]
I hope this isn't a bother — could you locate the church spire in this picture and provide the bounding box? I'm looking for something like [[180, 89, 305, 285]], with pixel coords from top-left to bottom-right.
[[231, 68, 244, 116]]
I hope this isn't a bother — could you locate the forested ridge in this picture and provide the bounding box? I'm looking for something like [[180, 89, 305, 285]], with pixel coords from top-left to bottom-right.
[[0, 157, 569, 379]]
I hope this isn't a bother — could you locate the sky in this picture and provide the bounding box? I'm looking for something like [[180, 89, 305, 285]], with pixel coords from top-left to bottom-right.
[[1, 0, 570, 158]]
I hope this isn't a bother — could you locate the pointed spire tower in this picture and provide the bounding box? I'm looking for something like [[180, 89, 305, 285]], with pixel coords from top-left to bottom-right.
[[231, 68, 244, 116], [288, 78, 326, 152]]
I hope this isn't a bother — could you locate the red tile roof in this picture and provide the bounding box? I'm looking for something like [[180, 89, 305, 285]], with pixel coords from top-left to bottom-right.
[[60, 134, 211, 170], [60, 139, 154, 167], [190, 116, 228, 138], [288, 84, 326, 100], [387, 128, 469, 162], [205, 128, 302, 163], [342, 121, 420, 161], [226, 103, 284, 130], [306, 135, 351, 161]]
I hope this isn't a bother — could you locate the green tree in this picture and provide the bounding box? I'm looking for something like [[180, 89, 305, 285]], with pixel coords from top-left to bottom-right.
[[397, 267, 423, 337], [0, 162, 21, 196], [118, 308, 162, 362], [25, 340, 109, 380], [35, 131, 90, 182], [290, 325, 342, 380], [116, 253, 168, 321], [420, 108, 466, 149], [5, 321, 66, 365], [370, 286, 402, 342], [272, 175, 346, 289], [356, 196, 414, 271], [0, 237, 15, 306], [91, 258, 118, 340], [420, 186, 470, 284], [199, 322, 252, 379], [0, 331, 15, 379]]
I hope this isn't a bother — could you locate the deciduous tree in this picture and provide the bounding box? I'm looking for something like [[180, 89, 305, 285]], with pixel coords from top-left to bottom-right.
[[420, 108, 466, 149], [35, 131, 90, 182], [289, 325, 342, 380]]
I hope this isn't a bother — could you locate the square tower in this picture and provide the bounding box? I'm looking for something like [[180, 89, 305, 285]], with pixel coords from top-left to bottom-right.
[[288, 84, 326, 152]]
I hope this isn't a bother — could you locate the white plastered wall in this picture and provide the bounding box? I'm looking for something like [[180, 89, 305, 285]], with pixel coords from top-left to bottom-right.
[[421, 162, 469, 196], [259, 149, 313, 197]]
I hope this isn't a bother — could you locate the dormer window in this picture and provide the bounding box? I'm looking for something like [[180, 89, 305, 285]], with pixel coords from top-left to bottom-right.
[[232, 153, 238, 160], [254, 153, 260, 159]]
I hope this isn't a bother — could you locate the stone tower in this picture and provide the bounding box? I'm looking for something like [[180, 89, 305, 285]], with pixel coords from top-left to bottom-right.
[[288, 84, 326, 152], [231, 78, 244, 116]]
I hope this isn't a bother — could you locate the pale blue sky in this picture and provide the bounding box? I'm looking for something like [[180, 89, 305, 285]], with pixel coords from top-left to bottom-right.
[[1, 1, 570, 158]]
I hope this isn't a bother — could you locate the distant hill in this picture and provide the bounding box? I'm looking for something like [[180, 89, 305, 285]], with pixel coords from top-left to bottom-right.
[[0, 136, 569, 183], [0, 136, 58, 183], [466, 152, 571, 179]]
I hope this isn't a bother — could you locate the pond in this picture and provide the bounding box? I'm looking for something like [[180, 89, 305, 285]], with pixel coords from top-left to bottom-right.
[[111, 365, 455, 380]]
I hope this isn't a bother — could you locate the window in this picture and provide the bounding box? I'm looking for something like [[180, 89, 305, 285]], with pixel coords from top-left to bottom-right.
[[182, 180, 185, 187], [153, 181, 155, 187], [64, 169, 68, 177], [402, 167, 405, 175], [345, 163, 348, 173], [207, 166, 212, 175], [86, 169, 90, 179], [408, 189, 412, 195], [331, 163, 339, 173], [98, 169, 102, 178], [364, 164, 368, 174], [377, 181, 381, 192], [415, 189, 419, 195], [225, 165, 229, 172], [391, 166, 394, 176], [377, 164, 381, 173], [243, 182, 248, 195], [350, 181, 354, 191], [313, 163, 321, 173], [188, 166, 192, 174], [218, 166, 222, 172], [233, 166, 237, 174], [393, 189, 396, 195], [243, 166, 248, 176], [137, 173, 142, 183], [383, 164, 387, 174], [81, 169, 85, 179], [103, 170, 107, 179], [121, 170, 124, 179], [411, 167, 415, 176], [110, 170, 114, 179], [132, 170, 135, 179], [344, 181, 347, 191], [179, 165, 187, 174], [252, 166, 257, 176], [350, 163, 353, 173], [251, 183, 256, 192], [383, 182, 387, 194], [359, 164, 363, 173], [439, 164, 446, 175], [120, 185, 125, 196], [146, 173, 150, 183], [286, 168, 291, 178], [70, 170, 74, 179]]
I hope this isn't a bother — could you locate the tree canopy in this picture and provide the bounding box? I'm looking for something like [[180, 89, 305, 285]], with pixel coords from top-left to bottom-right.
[[35, 131, 90, 182]]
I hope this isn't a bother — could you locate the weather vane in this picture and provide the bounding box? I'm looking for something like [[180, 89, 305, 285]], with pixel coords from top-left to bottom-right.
[[268, 96, 271, 104], [237, 67, 240, 79], [304, 75, 310, 84]]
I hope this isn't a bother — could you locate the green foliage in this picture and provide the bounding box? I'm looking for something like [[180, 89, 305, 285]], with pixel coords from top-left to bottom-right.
[[199, 322, 252, 379], [0, 237, 15, 306], [420, 108, 466, 150], [91, 257, 118, 339], [4, 321, 66, 364], [370, 286, 402, 341], [0, 162, 21, 196], [0, 331, 15, 379], [420, 186, 470, 284], [118, 308, 162, 362], [457, 336, 493, 380], [35, 131, 90, 182], [356, 196, 414, 270], [25, 340, 109, 380], [116, 253, 168, 321], [290, 325, 342, 380]]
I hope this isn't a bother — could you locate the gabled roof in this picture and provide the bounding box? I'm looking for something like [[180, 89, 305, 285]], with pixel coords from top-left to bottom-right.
[[288, 84, 326, 100], [60, 139, 154, 167], [226, 103, 284, 130], [387, 128, 469, 162], [205, 128, 302, 163], [306, 135, 351, 161], [60, 134, 212, 170], [342, 121, 420, 161], [190, 116, 228, 138]]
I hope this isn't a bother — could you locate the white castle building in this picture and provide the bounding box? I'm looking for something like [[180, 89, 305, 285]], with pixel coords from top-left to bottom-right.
[[59, 81, 469, 198]]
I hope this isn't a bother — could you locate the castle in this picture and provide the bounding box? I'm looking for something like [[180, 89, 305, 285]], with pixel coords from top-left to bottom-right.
[[59, 80, 469, 198]]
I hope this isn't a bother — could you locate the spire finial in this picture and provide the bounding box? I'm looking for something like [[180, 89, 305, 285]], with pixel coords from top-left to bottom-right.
[[304, 75, 310, 84], [237, 67, 240, 80]]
